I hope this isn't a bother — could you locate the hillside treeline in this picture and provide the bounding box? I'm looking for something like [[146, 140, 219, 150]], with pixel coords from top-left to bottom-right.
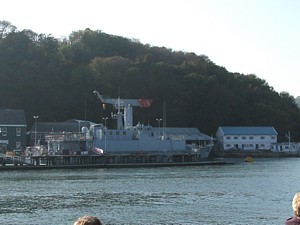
[[1, 21, 300, 141]]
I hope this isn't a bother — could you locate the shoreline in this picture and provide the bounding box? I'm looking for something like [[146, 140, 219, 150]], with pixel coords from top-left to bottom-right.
[[219, 150, 300, 158], [0, 160, 232, 170]]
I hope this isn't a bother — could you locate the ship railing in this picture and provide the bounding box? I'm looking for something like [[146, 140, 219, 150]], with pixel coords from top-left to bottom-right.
[[0, 153, 33, 165], [45, 133, 85, 142], [168, 135, 185, 140]]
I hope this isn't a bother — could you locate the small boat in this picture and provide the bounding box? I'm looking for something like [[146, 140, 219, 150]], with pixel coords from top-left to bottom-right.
[[245, 156, 254, 162]]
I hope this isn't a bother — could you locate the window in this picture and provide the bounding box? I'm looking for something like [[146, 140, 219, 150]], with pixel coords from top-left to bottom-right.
[[271, 136, 276, 139], [234, 136, 238, 139], [260, 136, 265, 139], [116, 131, 120, 135], [226, 136, 231, 139], [242, 136, 246, 139], [16, 128, 21, 136], [2, 127, 7, 136], [123, 131, 126, 135], [16, 142, 21, 149], [249, 136, 254, 139], [1, 142, 7, 148], [226, 144, 231, 147]]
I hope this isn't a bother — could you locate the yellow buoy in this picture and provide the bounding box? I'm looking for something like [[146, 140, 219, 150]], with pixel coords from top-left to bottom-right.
[[245, 156, 254, 162]]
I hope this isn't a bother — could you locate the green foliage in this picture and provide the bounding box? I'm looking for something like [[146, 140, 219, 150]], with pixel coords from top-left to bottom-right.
[[1, 22, 300, 141]]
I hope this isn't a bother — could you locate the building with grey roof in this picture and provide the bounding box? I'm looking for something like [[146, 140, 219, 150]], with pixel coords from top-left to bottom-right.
[[216, 126, 278, 151], [0, 109, 27, 151]]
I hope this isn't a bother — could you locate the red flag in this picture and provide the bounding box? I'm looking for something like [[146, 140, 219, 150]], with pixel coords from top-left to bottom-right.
[[138, 99, 153, 108]]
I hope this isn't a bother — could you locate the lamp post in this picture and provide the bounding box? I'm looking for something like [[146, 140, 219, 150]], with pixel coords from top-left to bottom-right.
[[102, 117, 108, 153], [156, 118, 162, 151], [156, 118, 162, 137], [102, 117, 108, 127], [33, 115, 39, 146]]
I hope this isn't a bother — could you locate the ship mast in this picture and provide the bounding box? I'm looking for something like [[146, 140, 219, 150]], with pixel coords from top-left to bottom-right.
[[93, 90, 153, 130]]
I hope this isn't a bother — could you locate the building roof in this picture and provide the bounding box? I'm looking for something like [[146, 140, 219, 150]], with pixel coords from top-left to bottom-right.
[[0, 109, 26, 126], [219, 126, 278, 135]]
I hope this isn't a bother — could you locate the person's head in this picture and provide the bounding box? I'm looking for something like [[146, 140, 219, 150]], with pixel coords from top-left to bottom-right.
[[74, 216, 102, 225], [292, 192, 300, 217]]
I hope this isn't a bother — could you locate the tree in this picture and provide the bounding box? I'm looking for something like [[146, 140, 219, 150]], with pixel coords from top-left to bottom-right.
[[0, 20, 16, 39], [295, 96, 300, 109], [1, 23, 300, 140]]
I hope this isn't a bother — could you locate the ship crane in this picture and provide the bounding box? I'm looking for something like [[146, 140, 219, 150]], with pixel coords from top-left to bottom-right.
[[93, 90, 153, 130]]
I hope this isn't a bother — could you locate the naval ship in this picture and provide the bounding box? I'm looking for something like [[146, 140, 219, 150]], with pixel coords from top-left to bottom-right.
[[88, 91, 214, 159], [37, 91, 214, 167]]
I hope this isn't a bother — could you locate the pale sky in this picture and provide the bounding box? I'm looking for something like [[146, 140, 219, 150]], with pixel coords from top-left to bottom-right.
[[2, 0, 300, 97]]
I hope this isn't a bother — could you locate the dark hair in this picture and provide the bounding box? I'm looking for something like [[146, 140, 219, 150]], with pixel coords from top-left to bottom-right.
[[74, 216, 102, 225]]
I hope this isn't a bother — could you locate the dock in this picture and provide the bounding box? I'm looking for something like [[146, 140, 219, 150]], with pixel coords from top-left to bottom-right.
[[0, 161, 232, 170], [0, 152, 233, 170]]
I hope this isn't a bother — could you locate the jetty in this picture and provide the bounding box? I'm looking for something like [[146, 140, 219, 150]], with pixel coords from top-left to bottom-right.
[[0, 152, 232, 170]]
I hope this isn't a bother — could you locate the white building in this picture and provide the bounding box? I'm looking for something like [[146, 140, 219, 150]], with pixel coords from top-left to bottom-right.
[[216, 126, 278, 151], [271, 142, 300, 152]]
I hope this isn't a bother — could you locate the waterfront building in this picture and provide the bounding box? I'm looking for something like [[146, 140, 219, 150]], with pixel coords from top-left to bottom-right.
[[0, 109, 27, 152], [271, 142, 300, 152], [216, 126, 278, 151]]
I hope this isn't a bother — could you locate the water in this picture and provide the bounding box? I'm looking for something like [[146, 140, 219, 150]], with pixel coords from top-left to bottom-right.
[[0, 158, 298, 225]]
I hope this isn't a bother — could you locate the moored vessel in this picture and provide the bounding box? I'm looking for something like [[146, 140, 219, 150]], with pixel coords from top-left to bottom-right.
[[3, 92, 214, 168], [44, 91, 214, 164]]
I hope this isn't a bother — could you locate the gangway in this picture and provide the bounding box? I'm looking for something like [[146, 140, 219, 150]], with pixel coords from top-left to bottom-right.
[[0, 153, 33, 165]]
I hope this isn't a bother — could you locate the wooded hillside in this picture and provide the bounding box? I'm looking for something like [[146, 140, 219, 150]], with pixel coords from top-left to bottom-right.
[[1, 21, 300, 141]]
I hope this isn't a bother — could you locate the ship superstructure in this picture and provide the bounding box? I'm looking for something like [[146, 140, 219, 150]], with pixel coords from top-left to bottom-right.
[[91, 91, 213, 158]]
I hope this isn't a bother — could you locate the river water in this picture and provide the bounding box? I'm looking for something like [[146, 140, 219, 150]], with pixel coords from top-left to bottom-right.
[[0, 158, 298, 225]]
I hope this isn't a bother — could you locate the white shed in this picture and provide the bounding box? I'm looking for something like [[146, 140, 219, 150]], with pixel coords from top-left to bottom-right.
[[216, 126, 278, 151]]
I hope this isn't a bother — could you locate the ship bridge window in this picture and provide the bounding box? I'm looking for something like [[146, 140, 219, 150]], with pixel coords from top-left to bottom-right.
[[123, 131, 126, 135]]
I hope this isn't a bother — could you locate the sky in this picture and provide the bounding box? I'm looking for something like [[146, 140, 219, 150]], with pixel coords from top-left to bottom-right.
[[2, 0, 300, 97]]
